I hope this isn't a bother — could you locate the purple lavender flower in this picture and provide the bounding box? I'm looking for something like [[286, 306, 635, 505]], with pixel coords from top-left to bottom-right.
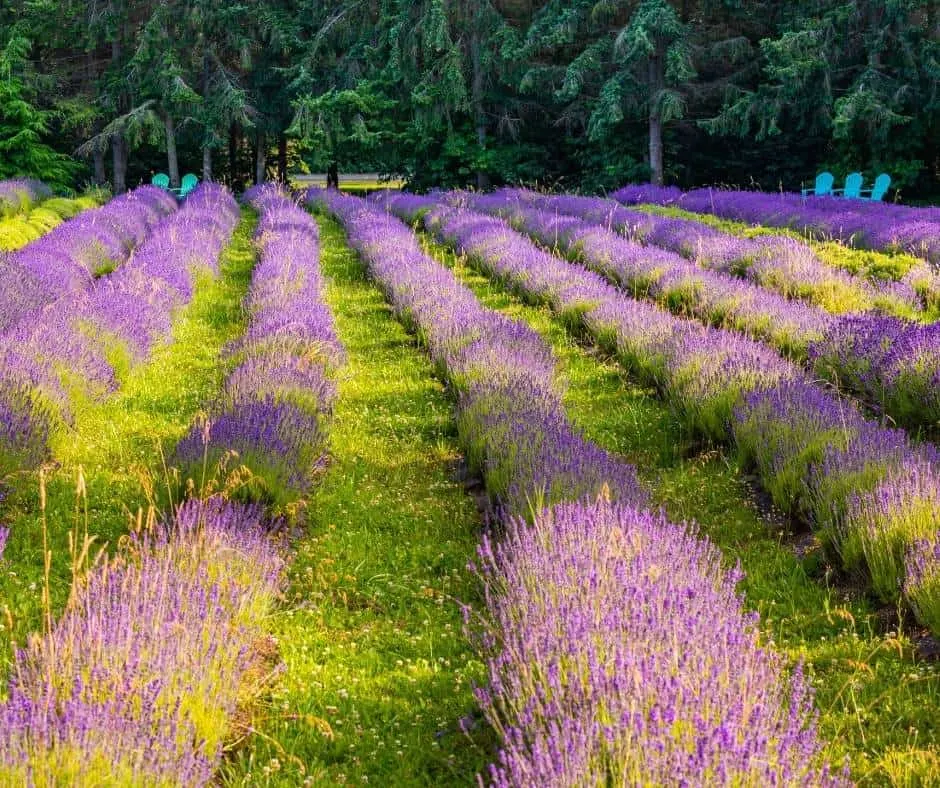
[[471, 499, 847, 786], [313, 188, 646, 514], [0, 497, 284, 786], [0, 179, 52, 217], [905, 536, 940, 635], [616, 183, 940, 266]]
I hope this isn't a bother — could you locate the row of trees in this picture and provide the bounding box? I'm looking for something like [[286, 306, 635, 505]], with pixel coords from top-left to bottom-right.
[[1, 0, 938, 196]]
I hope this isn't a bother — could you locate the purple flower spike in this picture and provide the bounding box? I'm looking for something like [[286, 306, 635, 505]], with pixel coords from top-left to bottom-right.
[[311, 187, 646, 514], [471, 498, 848, 787]]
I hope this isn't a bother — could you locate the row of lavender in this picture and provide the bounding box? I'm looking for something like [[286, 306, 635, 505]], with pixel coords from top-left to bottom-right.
[[0, 186, 236, 485], [526, 190, 939, 316], [0, 186, 341, 783], [0, 184, 176, 332], [315, 188, 843, 785], [454, 190, 940, 437], [615, 183, 940, 267], [0, 179, 52, 217], [384, 195, 940, 638], [175, 184, 344, 505]]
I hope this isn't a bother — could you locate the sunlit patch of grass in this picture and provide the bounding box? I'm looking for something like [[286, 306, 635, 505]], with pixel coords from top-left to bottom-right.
[[0, 208, 257, 680], [422, 234, 940, 787], [222, 216, 491, 787]]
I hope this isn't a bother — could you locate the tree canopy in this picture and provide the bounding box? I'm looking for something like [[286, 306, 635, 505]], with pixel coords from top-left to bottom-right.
[[1, 0, 937, 197]]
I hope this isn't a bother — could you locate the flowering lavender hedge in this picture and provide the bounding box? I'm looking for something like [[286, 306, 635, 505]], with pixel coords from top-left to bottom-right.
[[0, 185, 345, 785], [321, 190, 844, 784], [0, 497, 285, 785], [0, 184, 234, 479], [313, 188, 644, 514], [389, 198, 940, 631], [0, 185, 177, 333], [809, 316, 940, 434], [522, 190, 921, 317], [0, 179, 52, 217], [454, 191, 940, 437], [472, 499, 846, 786], [175, 185, 342, 506], [614, 184, 940, 287]]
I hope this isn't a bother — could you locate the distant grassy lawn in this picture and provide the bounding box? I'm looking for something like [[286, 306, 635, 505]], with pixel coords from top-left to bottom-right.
[[222, 215, 490, 787], [0, 208, 256, 680], [417, 233, 940, 786], [291, 175, 405, 193]]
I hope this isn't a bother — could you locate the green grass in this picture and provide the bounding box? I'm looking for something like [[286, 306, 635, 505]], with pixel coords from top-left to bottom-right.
[[221, 216, 490, 787], [417, 234, 940, 787], [0, 207, 257, 678]]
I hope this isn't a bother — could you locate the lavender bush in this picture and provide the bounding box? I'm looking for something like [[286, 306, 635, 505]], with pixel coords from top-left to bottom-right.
[[509, 189, 916, 317], [905, 537, 940, 635], [312, 188, 645, 514], [175, 185, 341, 506], [0, 497, 284, 786], [0, 179, 52, 217], [614, 184, 940, 269], [322, 190, 844, 783], [457, 191, 940, 437], [386, 197, 940, 629], [471, 499, 847, 786], [0, 184, 236, 481]]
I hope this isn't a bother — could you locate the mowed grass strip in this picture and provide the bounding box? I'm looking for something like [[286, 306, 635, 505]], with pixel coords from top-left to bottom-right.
[[0, 207, 257, 678], [222, 216, 489, 787], [418, 234, 940, 786]]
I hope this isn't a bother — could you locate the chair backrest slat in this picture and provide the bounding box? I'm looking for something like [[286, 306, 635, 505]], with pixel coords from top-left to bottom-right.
[[843, 172, 863, 198]]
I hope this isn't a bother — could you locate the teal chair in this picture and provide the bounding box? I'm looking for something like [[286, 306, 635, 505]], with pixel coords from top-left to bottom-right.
[[832, 172, 863, 199], [860, 172, 891, 202], [802, 171, 834, 197], [151, 172, 170, 189], [176, 173, 199, 199]]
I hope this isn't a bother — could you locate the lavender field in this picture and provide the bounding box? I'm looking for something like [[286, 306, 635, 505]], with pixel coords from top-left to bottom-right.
[[0, 179, 937, 786]]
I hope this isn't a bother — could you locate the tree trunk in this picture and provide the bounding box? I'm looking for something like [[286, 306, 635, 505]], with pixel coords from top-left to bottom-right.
[[165, 114, 180, 188], [111, 31, 129, 194], [112, 133, 127, 194], [277, 134, 288, 183], [648, 52, 665, 187], [229, 122, 241, 186], [255, 131, 267, 184], [470, 25, 489, 191], [203, 145, 213, 182], [93, 146, 106, 187]]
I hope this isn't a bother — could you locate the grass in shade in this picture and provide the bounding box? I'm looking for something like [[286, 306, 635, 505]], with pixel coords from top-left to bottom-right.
[[221, 215, 490, 787], [417, 234, 940, 787], [0, 207, 257, 679]]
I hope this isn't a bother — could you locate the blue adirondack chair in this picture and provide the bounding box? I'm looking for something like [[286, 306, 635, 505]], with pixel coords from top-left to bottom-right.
[[832, 172, 864, 199], [175, 173, 199, 199], [802, 171, 834, 197], [151, 172, 171, 189], [859, 173, 891, 202]]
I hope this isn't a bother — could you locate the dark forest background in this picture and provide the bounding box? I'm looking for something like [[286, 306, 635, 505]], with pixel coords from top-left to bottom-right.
[[0, 0, 937, 198]]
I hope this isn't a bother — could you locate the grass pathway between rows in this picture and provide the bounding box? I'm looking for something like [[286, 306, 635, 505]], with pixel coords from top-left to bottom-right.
[[415, 234, 940, 785], [222, 216, 490, 786], [0, 207, 257, 680]]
